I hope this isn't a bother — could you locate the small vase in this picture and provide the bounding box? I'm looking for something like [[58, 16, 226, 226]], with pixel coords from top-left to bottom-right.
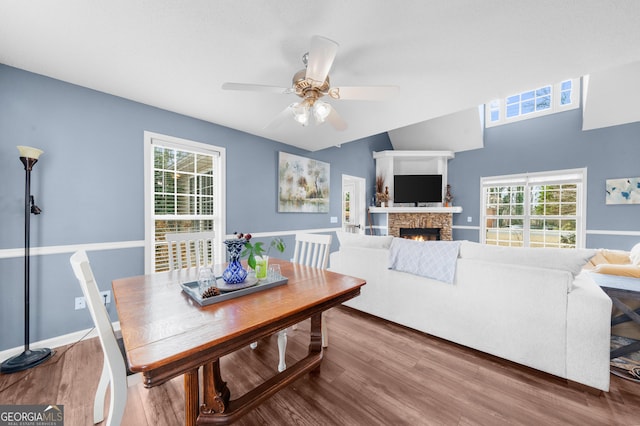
[[222, 239, 248, 284]]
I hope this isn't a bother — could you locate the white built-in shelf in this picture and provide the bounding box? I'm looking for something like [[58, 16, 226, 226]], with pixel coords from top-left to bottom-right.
[[373, 150, 455, 206], [369, 206, 462, 214]]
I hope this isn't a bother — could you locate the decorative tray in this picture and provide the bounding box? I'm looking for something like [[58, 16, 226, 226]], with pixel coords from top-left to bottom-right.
[[181, 274, 288, 306]]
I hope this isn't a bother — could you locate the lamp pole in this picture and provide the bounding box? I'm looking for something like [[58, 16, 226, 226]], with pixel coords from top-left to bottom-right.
[[0, 146, 53, 373]]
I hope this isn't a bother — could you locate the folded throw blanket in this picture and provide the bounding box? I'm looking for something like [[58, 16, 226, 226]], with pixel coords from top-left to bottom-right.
[[388, 238, 462, 284]]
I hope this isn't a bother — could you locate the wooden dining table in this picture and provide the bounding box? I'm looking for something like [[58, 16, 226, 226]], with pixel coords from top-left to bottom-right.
[[112, 258, 365, 425]]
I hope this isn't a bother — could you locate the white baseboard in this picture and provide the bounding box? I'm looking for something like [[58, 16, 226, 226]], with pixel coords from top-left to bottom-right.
[[0, 322, 121, 361]]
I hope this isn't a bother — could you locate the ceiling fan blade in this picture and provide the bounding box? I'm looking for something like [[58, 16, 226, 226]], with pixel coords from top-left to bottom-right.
[[263, 105, 295, 130], [326, 107, 347, 131], [222, 82, 292, 94], [305, 35, 339, 86], [328, 85, 400, 101]]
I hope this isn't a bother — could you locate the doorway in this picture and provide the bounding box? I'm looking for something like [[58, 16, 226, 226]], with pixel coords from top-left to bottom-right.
[[341, 175, 366, 234]]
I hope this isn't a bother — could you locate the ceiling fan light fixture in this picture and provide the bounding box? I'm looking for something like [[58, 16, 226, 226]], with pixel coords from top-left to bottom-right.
[[223, 36, 398, 133], [312, 100, 331, 123], [290, 102, 310, 126]]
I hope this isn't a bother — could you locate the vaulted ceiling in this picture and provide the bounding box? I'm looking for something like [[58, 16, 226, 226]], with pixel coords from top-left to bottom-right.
[[2, 1, 640, 151]]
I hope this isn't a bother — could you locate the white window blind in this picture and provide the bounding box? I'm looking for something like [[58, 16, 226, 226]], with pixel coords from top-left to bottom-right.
[[144, 132, 225, 272]]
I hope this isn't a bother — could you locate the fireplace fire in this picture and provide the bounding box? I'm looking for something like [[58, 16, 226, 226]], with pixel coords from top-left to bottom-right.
[[399, 227, 441, 241]]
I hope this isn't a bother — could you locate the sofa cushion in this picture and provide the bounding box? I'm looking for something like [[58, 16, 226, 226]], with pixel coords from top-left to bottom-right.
[[336, 231, 394, 249], [630, 242, 640, 266], [459, 241, 595, 277]]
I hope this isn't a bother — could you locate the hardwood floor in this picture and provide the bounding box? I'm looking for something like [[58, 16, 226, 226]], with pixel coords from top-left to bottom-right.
[[1, 306, 639, 425]]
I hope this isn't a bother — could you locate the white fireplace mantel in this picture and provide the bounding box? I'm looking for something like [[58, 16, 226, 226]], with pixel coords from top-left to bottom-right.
[[369, 206, 462, 214]]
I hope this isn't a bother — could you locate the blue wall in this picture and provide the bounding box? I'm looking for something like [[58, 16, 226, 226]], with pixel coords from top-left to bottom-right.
[[3, 63, 640, 352], [449, 105, 640, 249], [0, 64, 392, 351]]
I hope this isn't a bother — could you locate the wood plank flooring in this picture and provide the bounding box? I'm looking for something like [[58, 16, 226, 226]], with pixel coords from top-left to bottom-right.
[[1, 306, 639, 425]]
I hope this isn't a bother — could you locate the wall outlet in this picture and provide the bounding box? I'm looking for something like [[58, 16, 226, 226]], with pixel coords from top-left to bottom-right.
[[330, 216, 338, 223], [100, 290, 111, 305], [75, 290, 111, 310], [75, 296, 86, 310], [467, 216, 472, 223]]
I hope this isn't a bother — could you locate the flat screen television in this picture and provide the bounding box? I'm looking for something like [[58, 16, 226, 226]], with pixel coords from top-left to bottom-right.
[[393, 174, 443, 205]]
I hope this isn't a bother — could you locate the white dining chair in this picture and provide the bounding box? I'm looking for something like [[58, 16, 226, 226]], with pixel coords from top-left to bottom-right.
[[290, 233, 333, 346], [165, 231, 216, 270], [250, 233, 333, 372], [292, 233, 332, 270], [70, 250, 142, 426], [269, 234, 333, 371]]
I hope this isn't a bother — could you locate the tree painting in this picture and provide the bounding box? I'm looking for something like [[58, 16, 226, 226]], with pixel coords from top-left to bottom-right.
[[278, 152, 330, 212]]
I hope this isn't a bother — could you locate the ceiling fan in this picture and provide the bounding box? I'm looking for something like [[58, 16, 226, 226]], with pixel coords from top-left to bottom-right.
[[222, 35, 399, 131]]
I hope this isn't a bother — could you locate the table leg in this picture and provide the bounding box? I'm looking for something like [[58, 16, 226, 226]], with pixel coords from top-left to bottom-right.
[[309, 313, 322, 374], [184, 369, 199, 426], [612, 307, 640, 326], [611, 297, 640, 325], [201, 360, 231, 415], [610, 297, 640, 359], [197, 315, 325, 424]]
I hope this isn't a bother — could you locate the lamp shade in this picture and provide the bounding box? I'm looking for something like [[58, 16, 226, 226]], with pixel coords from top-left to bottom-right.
[[17, 146, 43, 160]]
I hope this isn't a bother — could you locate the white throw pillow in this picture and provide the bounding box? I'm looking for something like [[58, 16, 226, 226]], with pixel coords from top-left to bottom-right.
[[459, 241, 596, 277], [388, 238, 461, 284], [630, 242, 640, 266], [336, 231, 394, 249]]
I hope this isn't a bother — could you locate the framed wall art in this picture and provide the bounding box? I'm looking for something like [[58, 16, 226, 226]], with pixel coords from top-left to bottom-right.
[[606, 177, 640, 204], [278, 152, 330, 213]]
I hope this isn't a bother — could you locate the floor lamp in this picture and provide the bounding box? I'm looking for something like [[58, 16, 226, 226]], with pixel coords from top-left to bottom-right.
[[0, 146, 53, 373]]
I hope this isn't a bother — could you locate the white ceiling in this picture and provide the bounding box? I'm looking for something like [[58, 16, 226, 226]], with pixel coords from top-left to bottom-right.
[[2, 1, 640, 152], [582, 61, 640, 131]]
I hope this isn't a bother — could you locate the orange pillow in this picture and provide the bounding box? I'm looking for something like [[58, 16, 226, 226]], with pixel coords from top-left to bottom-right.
[[586, 249, 631, 268], [593, 263, 640, 278]]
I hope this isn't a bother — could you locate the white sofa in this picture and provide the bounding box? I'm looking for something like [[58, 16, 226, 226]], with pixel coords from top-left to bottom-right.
[[329, 232, 612, 392]]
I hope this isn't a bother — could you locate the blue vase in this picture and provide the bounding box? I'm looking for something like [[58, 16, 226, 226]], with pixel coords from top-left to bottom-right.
[[222, 239, 248, 284]]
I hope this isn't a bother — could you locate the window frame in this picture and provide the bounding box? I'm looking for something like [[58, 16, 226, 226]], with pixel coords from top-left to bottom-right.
[[144, 131, 226, 273], [485, 78, 580, 128], [480, 168, 587, 249]]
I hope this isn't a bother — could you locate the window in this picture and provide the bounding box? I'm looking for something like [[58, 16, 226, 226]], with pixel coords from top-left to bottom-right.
[[144, 132, 226, 273], [481, 169, 586, 248], [485, 78, 580, 127]]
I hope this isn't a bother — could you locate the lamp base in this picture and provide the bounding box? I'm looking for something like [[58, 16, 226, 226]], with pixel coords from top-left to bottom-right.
[[1, 348, 54, 374]]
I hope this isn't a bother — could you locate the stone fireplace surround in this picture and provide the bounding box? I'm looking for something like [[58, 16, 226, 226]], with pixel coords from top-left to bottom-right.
[[388, 212, 453, 241]]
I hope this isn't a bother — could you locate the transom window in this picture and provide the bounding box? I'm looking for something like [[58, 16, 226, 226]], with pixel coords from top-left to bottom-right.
[[481, 169, 586, 248], [486, 78, 580, 127], [144, 132, 226, 273]]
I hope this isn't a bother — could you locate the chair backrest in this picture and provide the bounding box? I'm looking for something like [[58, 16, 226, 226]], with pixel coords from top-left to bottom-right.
[[70, 250, 127, 424], [165, 231, 215, 270], [292, 233, 332, 269]]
